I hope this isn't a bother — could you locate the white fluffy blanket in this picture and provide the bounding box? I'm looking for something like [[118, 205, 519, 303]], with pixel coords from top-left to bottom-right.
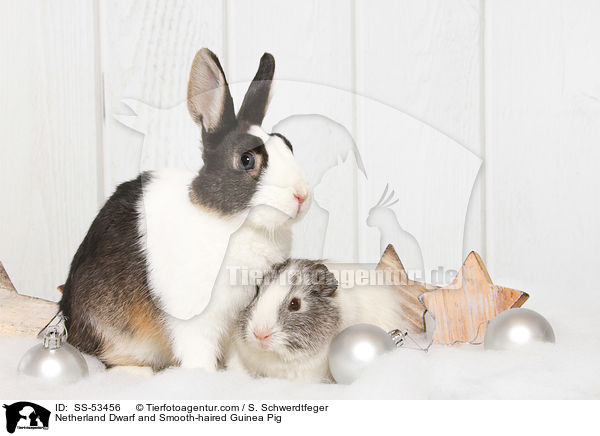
[[2, 294, 598, 400]]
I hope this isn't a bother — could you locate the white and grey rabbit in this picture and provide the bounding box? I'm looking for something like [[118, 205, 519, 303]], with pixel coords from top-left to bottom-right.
[[59, 49, 310, 371], [225, 259, 410, 383]]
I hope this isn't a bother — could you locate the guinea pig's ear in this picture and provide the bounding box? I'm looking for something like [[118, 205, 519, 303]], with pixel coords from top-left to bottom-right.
[[313, 263, 338, 297], [237, 53, 275, 126], [187, 48, 236, 140]]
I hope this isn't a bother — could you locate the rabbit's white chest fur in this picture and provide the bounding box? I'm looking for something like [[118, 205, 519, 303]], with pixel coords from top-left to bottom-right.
[[140, 168, 244, 320], [139, 168, 291, 368]]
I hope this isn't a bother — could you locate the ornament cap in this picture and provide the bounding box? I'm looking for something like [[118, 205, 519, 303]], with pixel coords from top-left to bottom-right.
[[43, 327, 64, 350], [388, 329, 408, 347]]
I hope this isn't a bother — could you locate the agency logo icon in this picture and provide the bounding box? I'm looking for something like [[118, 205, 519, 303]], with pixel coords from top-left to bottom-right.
[[3, 402, 50, 433]]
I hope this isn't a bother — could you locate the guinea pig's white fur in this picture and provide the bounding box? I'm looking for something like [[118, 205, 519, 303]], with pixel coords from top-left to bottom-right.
[[225, 261, 411, 383]]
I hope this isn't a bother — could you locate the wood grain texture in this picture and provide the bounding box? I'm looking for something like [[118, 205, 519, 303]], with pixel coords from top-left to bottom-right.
[[376, 244, 435, 333], [0, 0, 100, 300], [100, 0, 225, 195], [0, 262, 16, 293], [354, 0, 484, 282], [419, 251, 529, 344], [485, 0, 600, 297]]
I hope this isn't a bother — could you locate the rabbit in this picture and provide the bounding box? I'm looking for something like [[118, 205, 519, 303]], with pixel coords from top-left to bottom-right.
[[225, 259, 410, 383], [59, 48, 311, 372]]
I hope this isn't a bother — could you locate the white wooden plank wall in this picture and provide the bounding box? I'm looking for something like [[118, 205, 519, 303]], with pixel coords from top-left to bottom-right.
[[485, 0, 600, 303], [354, 0, 482, 284], [1, 0, 598, 302], [100, 0, 224, 195], [0, 0, 100, 300]]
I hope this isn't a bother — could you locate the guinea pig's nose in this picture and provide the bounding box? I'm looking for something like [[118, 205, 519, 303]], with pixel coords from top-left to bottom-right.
[[253, 329, 272, 341]]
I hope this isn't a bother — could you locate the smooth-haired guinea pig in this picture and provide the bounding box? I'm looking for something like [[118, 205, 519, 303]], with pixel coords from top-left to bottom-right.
[[224, 259, 410, 383]]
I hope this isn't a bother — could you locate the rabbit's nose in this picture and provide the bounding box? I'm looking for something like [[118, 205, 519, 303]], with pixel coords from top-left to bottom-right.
[[294, 194, 306, 204]]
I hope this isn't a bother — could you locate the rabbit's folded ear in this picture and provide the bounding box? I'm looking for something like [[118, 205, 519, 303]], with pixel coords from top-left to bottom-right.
[[237, 53, 275, 126], [187, 48, 236, 138]]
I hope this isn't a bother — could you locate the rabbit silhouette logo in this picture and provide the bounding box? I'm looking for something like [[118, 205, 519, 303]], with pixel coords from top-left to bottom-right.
[[3, 402, 50, 433]]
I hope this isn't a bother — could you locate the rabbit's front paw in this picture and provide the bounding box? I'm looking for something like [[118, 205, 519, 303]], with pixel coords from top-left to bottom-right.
[[176, 335, 220, 371], [178, 348, 219, 371]]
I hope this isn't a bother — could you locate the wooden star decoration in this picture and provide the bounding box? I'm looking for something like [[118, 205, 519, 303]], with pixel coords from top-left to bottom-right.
[[376, 244, 437, 333], [419, 251, 529, 345]]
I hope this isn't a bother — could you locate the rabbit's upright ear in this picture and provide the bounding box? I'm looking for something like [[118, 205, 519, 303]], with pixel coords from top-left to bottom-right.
[[237, 53, 275, 126], [187, 48, 236, 138]]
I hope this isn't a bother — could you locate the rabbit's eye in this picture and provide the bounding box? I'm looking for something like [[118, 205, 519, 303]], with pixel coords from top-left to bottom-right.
[[288, 297, 301, 312], [239, 152, 255, 170]]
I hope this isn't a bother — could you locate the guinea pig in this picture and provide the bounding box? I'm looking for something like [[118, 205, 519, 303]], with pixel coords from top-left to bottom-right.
[[224, 259, 411, 383]]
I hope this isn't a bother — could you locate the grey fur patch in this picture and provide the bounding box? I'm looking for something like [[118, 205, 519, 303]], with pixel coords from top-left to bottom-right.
[[187, 50, 290, 216], [237, 53, 275, 126], [190, 126, 270, 215], [238, 259, 341, 355]]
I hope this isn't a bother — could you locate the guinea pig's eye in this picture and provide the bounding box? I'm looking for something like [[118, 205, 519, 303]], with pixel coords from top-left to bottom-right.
[[239, 152, 255, 170], [288, 297, 301, 312]]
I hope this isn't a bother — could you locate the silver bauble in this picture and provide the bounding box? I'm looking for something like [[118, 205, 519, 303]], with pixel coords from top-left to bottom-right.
[[484, 308, 555, 350], [328, 323, 396, 384], [18, 325, 88, 384]]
